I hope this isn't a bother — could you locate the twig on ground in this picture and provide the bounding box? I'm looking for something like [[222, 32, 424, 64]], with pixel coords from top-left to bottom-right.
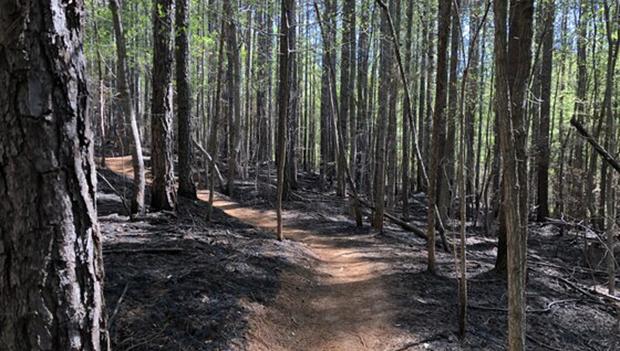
[[104, 248, 185, 255], [109, 283, 129, 328], [469, 298, 579, 313]]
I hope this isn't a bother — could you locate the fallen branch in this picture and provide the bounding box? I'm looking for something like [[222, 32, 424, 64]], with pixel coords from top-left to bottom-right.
[[469, 298, 580, 313], [108, 283, 129, 328], [570, 118, 620, 174], [526, 335, 564, 351], [192, 138, 226, 188], [355, 198, 453, 252], [103, 248, 184, 255], [97, 170, 131, 215], [557, 276, 620, 303]]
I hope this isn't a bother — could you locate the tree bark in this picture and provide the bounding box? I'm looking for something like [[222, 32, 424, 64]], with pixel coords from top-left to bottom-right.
[[151, 0, 177, 211], [372, 0, 394, 231], [493, 0, 534, 348], [223, 0, 242, 196], [176, 0, 197, 199], [109, 0, 146, 215], [535, 1, 554, 221], [0, 1, 109, 349], [277, 0, 294, 240], [427, 0, 451, 273]]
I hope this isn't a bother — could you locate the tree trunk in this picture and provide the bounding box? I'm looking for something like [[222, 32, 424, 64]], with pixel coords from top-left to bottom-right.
[[356, 1, 371, 193], [0, 1, 109, 349], [372, 0, 394, 231], [401, 0, 414, 220], [494, 0, 534, 348], [338, 0, 355, 197], [207, 17, 227, 222], [176, 0, 197, 199], [109, 0, 146, 215], [224, 0, 242, 196], [320, 0, 337, 189], [151, 0, 177, 211], [256, 3, 273, 163], [535, 1, 554, 221], [285, 0, 299, 196], [277, 0, 294, 240], [427, 0, 451, 273]]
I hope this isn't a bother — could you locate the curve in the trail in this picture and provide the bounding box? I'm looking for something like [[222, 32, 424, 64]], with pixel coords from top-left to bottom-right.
[[105, 156, 410, 351]]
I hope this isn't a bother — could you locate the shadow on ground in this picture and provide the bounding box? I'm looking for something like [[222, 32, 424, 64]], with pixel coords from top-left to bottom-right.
[[98, 169, 312, 351]]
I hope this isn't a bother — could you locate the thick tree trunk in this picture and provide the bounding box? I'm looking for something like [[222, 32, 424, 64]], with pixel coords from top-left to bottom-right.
[[176, 0, 197, 199], [223, 1, 242, 196], [151, 0, 177, 211], [0, 1, 109, 349]]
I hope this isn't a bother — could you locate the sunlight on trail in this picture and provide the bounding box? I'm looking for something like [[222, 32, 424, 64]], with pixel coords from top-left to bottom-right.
[[105, 156, 411, 351]]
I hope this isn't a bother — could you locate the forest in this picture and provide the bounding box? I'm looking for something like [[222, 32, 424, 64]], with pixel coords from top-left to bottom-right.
[[1, 0, 620, 350]]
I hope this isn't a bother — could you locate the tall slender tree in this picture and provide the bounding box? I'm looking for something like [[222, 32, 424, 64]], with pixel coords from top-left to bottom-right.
[[494, 0, 534, 348], [224, 0, 242, 195], [427, 0, 451, 273], [109, 0, 146, 215], [372, 0, 394, 231], [277, 0, 294, 240], [535, 0, 554, 221]]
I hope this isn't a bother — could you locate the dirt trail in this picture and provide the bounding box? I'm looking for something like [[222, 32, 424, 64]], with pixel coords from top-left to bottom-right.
[[199, 191, 409, 351], [104, 157, 410, 350]]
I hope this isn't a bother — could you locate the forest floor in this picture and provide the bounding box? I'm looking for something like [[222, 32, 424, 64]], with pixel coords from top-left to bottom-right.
[[100, 156, 620, 350]]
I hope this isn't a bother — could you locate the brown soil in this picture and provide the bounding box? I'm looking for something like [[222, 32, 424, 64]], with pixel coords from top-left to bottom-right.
[[101, 156, 620, 350]]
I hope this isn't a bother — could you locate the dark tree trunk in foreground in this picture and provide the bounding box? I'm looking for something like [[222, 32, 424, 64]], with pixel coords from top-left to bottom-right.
[[176, 0, 197, 199], [109, 0, 146, 215], [427, 0, 451, 273], [494, 0, 534, 348], [0, 1, 109, 349], [151, 0, 177, 211]]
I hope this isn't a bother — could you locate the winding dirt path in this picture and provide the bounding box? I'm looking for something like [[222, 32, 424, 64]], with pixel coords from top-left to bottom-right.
[[105, 157, 410, 350], [203, 193, 410, 350]]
